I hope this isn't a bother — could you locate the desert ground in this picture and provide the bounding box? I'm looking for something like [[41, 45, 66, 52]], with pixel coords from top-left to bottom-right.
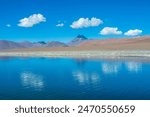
[[0, 36, 150, 57]]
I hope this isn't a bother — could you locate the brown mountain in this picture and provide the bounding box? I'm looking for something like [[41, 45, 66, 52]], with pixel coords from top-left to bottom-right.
[[1, 36, 150, 51], [19, 41, 35, 48], [0, 40, 24, 50], [77, 36, 150, 50], [0, 40, 67, 50], [46, 41, 68, 47]]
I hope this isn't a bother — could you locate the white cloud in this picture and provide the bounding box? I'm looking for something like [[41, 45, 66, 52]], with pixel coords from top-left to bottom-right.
[[70, 17, 103, 29], [6, 24, 11, 27], [100, 27, 122, 35], [18, 14, 46, 28], [124, 29, 142, 36], [56, 23, 64, 27]]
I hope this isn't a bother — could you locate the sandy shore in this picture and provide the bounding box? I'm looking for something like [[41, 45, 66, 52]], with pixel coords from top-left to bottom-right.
[[0, 50, 150, 58]]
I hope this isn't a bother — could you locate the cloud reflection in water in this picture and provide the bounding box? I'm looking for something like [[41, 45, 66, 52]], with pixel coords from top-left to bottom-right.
[[125, 62, 142, 73], [73, 71, 99, 85], [20, 72, 44, 90], [102, 62, 121, 74]]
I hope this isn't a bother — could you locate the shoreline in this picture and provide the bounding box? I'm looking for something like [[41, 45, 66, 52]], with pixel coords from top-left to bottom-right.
[[0, 50, 150, 58]]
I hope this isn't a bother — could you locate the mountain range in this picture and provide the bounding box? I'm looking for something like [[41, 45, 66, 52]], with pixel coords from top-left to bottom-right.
[[0, 35, 150, 50], [0, 35, 86, 50]]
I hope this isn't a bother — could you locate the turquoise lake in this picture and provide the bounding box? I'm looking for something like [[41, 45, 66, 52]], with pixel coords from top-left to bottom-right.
[[0, 57, 150, 100]]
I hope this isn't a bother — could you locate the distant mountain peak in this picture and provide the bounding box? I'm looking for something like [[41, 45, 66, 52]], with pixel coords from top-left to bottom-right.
[[37, 41, 46, 45], [68, 35, 88, 46], [76, 35, 88, 40], [72, 35, 88, 42], [71, 35, 88, 42]]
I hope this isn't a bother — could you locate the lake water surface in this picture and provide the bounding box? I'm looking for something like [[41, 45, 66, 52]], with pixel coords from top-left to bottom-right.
[[0, 57, 150, 100]]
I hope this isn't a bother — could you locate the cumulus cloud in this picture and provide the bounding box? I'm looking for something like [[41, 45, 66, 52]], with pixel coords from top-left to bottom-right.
[[70, 17, 103, 29], [100, 27, 122, 35], [56, 23, 64, 27], [18, 14, 46, 28], [124, 29, 142, 36]]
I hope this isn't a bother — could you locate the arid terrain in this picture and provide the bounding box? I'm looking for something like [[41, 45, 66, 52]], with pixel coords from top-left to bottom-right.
[[0, 36, 150, 57], [1, 35, 150, 52]]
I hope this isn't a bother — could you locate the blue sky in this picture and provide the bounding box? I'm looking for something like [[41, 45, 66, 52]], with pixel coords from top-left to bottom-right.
[[0, 0, 149, 42]]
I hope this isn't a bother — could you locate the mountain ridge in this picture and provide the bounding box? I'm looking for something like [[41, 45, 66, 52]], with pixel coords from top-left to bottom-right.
[[0, 35, 88, 50], [0, 35, 150, 50]]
